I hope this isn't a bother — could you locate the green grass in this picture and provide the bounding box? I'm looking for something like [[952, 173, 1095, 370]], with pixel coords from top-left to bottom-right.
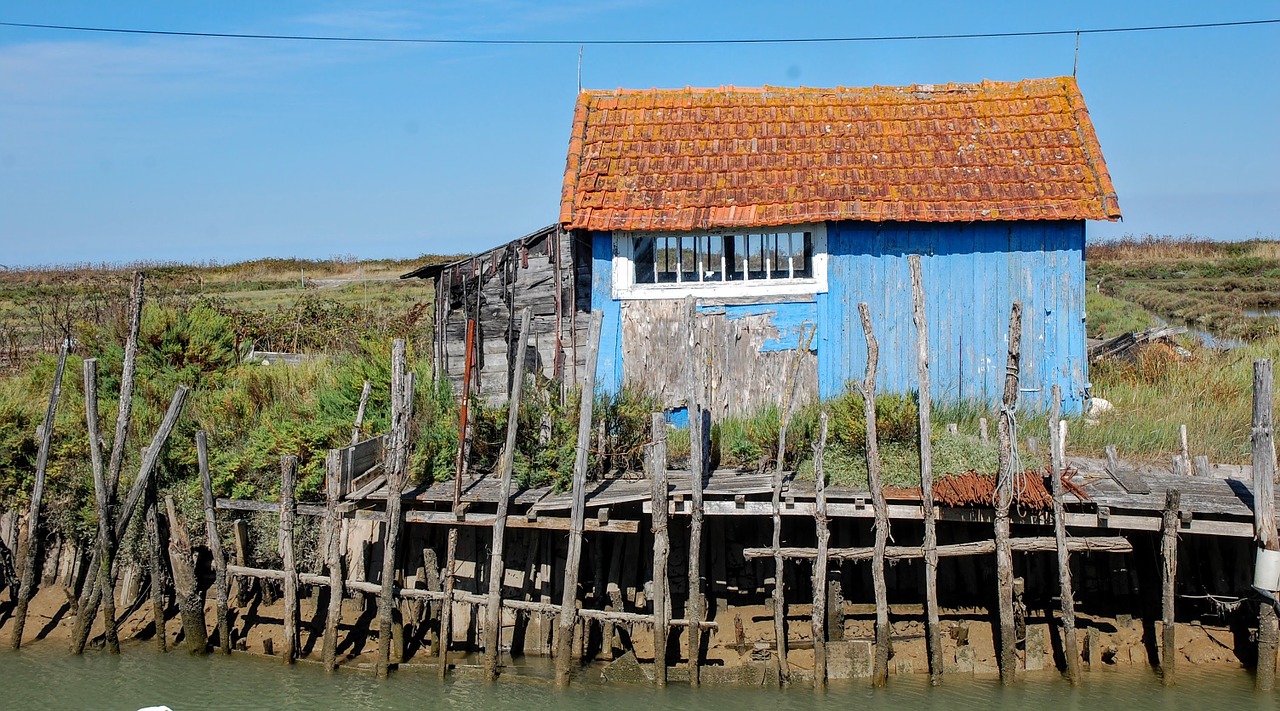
[[1085, 291, 1161, 339]]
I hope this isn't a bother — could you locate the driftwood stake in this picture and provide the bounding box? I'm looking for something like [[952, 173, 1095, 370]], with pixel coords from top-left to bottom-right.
[[146, 484, 167, 653], [352, 380, 372, 446], [280, 456, 299, 664], [84, 358, 120, 654], [378, 340, 412, 679], [649, 412, 670, 686], [440, 322, 477, 679], [484, 309, 532, 680], [811, 413, 830, 688], [197, 431, 230, 654], [1252, 359, 1278, 691], [909, 254, 943, 685], [857, 303, 891, 687], [1160, 489, 1181, 685], [995, 301, 1023, 685], [1048, 387, 1080, 684], [685, 297, 707, 687], [164, 495, 209, 653], [555, 310, 602, 687], [9, 341, 67, 650], [322, 449, 345, 670]]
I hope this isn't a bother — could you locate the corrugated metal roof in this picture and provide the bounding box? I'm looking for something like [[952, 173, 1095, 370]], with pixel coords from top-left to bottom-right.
[[560, 77, 1121, 232]]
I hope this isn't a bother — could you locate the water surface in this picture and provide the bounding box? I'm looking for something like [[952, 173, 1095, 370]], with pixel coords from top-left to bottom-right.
[[0, 645, 1274, 711]]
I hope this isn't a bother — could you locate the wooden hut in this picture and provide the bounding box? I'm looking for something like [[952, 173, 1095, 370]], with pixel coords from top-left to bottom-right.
[[410, 76, 1120, 415]]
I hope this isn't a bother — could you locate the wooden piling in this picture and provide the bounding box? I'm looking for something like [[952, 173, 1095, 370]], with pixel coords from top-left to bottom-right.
[[197, 431, 231, 654], [1252, 359, 1278, 691], [980, 418, 990, 442], [9, 341, 67, 650], [995, 301, 1023, 686], [909, 254, 943, 685], [164, 495, 209, 653], [686, 297, 706, 687], [1048, 386, 1080, 684], [858, 302, 891, 687], [146, 486, 167, 653], [378, 340, 413, 679], [440, 321, 477, 679], [555, 310, 602, 687], [83, 358, 120, 654], [322, 449, 345, 670], [69, 307, 176, 657], [770, 419, 788, 684], [484, 309, 532, 680], [649, 412, 671, 686], [811, 413, 830, 688], [280, 455, 299, 664], [1160, 489, 1181, 685]]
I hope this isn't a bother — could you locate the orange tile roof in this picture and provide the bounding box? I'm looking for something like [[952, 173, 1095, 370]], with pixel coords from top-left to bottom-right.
[[560, 77, 1120, 232]]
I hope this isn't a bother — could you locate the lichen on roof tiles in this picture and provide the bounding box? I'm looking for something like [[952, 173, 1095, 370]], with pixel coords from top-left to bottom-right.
[[559, 77, 1120, 232]]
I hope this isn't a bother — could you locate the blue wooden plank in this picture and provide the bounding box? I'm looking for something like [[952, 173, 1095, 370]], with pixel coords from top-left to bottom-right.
[[591, 232, 624, 394]]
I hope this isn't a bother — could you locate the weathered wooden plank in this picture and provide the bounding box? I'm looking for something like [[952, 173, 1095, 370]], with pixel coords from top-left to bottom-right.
[[555, 310, 602, 687], [909, 254, 943, 686], [859, 303, 890, 688], [9, 342, 66, 650]]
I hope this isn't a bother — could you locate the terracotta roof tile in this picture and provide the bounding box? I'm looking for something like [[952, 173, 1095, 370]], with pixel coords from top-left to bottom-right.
[[560, 77, 1120, 231]]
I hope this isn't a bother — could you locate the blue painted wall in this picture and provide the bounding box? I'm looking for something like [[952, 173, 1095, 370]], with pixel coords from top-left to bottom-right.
[[817, 220, 1087, 414], [592, 222, 1087, 414]]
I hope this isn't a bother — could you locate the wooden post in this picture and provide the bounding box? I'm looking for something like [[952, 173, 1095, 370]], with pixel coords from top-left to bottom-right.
[[858, 303, 891, 687], [1252, 359, 1278, 691], [164, 495, 209, 653], [378, 340, 413, 679], [909, 254, 943, 685], [70, 276, 144, 655], [980, 418, 990, 442], [197, 431, 230, 654], [146, 484, 167, 653], [685, 297, 706, 687], [554, 310, 602, 687], [280, 455, 299, 664], [1160, 489, 1181, 686], [484, 309, 532, 680], [440, 322, 477, 679], [9, 341, 67, 650], [995, 301, 1023, 686], [649, 412, 670, 686], [811, 413, 830, 688], [322, 449, 345, 671], [769, 441, 788, 684], [1048, 386, 1080, 684], [351, 380, 372, 445], [83, 358, 121, 654], [1180, 424, 1190, 464], [71, 402, 189, 656]]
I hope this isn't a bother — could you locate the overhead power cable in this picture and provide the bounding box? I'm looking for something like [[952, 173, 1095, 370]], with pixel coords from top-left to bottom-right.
[[0, 18, 1276, 46]]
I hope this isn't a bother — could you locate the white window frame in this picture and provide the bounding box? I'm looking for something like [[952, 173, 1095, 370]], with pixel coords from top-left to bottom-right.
[[612, 223, 828, 300]]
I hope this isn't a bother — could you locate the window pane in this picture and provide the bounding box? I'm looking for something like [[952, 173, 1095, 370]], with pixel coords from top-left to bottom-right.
[[727, 234, 745, 280], [633, 237, 656, 284], [684, 237, 698, 282], [793, 232, 813, 278], [748, 234, 766, 280], [703, 236, 724, 282], [656, 237, 678, 283]]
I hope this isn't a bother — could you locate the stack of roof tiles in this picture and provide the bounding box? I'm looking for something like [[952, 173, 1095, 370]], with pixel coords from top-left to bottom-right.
[[560, 76, 1120, 232]]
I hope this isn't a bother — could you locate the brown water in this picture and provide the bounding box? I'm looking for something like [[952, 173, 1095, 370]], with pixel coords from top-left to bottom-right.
[[0, 645, 1275, 711]]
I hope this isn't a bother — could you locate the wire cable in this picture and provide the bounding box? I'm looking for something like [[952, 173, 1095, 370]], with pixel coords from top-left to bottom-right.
[[0, 18, 1276, 46]]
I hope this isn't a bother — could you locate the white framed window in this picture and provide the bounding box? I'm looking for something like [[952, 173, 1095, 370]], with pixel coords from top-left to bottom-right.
[[613, 224, 828, 299]]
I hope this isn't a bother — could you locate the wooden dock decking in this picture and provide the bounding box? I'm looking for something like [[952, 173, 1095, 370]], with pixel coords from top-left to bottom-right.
[[346, 455, 1271, 539]]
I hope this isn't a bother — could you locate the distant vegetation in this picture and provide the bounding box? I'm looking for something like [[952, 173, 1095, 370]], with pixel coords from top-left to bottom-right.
[[1086, 235, 1280, 341]]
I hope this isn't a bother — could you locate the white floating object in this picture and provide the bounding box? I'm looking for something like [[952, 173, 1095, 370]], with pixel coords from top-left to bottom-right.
[[1086, 397, 1114, 418]]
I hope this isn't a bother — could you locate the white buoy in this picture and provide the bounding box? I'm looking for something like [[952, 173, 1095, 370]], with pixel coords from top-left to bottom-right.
[[1255, 548, 1280, 592]]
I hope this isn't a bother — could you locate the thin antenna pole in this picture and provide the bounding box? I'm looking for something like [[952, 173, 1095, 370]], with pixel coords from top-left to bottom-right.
[[1073, 31, 1081, 76], [577, 44, 583, 93]]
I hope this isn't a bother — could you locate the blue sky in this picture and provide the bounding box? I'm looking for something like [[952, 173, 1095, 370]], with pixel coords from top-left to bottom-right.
[[0, 2, 1276, 266]]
